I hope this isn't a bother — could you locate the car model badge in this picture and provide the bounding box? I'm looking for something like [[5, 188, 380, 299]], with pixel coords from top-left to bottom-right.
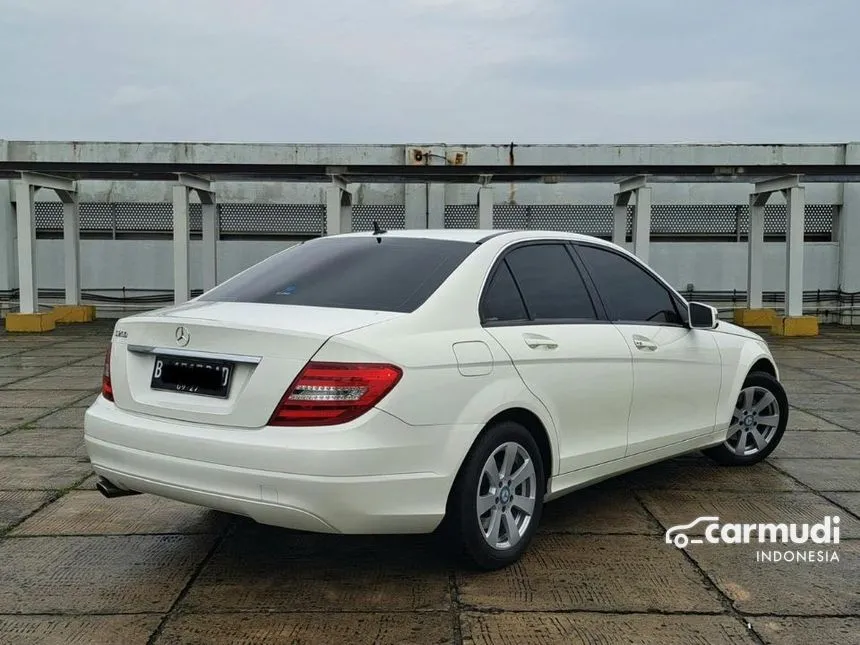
[[175, 326, 190, 347]]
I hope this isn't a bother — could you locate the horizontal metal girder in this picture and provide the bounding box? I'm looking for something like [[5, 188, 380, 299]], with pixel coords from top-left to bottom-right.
[[3, 163, 860, 184], [176, 173, 213, 193], [752, 174, 802, 195]]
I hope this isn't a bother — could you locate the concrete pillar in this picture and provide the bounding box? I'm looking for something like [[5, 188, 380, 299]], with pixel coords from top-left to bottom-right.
[[747, 194, 766, 310], [14, 182, 37, 315], [173, 185, 190, 305], [784, 186, 806, 318], [202, 201, 219, 291], [62, 196, 81, 305], [0, 181, 16, 296], [326, 184, 352, 235], [632, 187, 651, 264], [839, 144, 860, 325], [477, 186, 494, 229], [612, 201, 627, 246], [427, 183, 445, 229], [404, 184, 426, 229]]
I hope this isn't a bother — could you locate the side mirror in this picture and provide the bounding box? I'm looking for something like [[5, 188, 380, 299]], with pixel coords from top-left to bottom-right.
[[688, 302, 718, 329]]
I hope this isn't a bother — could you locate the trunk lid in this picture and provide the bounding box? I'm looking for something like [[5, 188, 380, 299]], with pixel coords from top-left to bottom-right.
[[110, 301, 401, 428]]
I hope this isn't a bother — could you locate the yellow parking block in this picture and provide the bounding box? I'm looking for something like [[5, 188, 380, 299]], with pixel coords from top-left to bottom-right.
[[5, 312, 56, 333], [771, 315, 819, 337], [51, 305, 96, 324], [733, 308, 777, 328]]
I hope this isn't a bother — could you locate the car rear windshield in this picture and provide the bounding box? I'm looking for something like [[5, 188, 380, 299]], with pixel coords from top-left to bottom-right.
[[199, 235, 478, 313]]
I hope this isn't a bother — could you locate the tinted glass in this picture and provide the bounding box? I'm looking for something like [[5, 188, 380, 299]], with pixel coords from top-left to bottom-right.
[[577, 245, 683, 324], [481, 262, 528, 323], [504, 244, 597, 320], [200, 236, 476, 313]]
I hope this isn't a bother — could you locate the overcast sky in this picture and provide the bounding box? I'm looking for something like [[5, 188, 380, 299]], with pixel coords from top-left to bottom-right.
[[2, 0, 858, 144]]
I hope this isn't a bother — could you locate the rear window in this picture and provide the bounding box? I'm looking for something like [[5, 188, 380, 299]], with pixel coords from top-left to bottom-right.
[[199, 235, 477, 313]]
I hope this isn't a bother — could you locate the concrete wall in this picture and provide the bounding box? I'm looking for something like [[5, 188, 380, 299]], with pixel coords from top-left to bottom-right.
[[1, 141, 857, 314], [30, 239, 838, 295]]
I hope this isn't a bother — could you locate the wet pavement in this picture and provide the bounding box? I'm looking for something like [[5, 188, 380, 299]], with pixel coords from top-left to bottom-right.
[[0, 320, 858, 644]]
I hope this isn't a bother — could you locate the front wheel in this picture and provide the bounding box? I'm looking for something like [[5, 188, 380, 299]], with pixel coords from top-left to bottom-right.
[[703, 371, 789, 466], [447, 421, 545, 570]]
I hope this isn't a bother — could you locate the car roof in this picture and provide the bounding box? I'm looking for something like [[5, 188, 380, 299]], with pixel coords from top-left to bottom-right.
[[334, 228, 611, 246]]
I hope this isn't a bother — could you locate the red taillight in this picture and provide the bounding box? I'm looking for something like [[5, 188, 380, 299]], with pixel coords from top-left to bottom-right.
[[102, 344, 114, 401], [269, 362, 402, 427]]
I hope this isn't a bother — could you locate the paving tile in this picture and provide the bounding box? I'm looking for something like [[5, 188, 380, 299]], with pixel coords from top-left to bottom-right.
[[772, 458, 860, 491], [0, 355, 79, 368], [638, 491, 860, 539], [773, 431, 860, 459], [4, 375, 101, 391], [786, 409, 845, 431], [457, 534, 723, 613], [684, 541, 859, 615], [74, 355, 109, 366], [0, 457, 92, 490], [0, 407, 54, 430], [0, 366, 43, 379], [540, 487, 661, 534], [72, 393, 99, 408], [0, 491, 57, 532], [12, 491, 228, 536], [461, 613, 756, 645], [39, 365, 105, 379], [180, 524, 450, 612], [156, 612, 453, 645], [30, 407, 86, 428], [75, 474, 98, 490], [751, 617, 860, 645], [607, 458, 803, 491], [823, 492, 860, 517], [16, 347, 105, 359], [0, 427, 85, 457], [0, 389, 85, 408], [0, 615, 161, 645], [802, 409, 860, 431], [790, 393, 860, 411], [0, 534, 215, 613], [783, 380, 859, 396]]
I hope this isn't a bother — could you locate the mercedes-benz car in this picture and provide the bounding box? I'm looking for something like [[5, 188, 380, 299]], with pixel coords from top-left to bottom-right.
[[84, 229, 788, 570]]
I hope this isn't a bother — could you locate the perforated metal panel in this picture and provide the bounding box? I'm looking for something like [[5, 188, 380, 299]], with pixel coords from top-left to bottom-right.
[[651, 205, 737, 234], [444, 204, 478, 228], [220, 203, 324, 234], [31, 201, 836, 237], [529, 205, 616, 235], [351, 205, 405, 232], [737, 204, 836, 235]]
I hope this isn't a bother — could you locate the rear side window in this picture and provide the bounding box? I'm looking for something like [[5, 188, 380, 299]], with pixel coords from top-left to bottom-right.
[[482, 243, 598, 323], [575, 244, 683, 325], [481, 263, 529, 323], [200, 236, 477, 313]]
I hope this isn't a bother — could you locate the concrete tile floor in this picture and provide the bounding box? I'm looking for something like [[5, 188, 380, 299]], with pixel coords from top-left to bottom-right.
[[0, 320, 858, 645]]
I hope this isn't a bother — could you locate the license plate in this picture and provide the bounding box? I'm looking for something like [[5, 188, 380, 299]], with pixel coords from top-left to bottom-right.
[[150, 354, 234, 398]]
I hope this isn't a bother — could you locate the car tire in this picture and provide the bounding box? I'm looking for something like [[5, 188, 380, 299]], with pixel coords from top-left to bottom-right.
[[446, 420, 545, 570], [702, 371, 789, 466]]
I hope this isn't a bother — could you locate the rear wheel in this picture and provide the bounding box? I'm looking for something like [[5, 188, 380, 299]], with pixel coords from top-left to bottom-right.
[[703, 371, 788, 466], [447, 421, 545, 570]]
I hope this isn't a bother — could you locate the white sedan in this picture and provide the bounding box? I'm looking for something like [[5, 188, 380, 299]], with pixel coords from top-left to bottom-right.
[[85, 229, 788, 569]]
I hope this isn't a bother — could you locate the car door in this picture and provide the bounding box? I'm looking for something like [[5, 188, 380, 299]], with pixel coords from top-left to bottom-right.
[[480, 241, 634, 474], [572, 243, 723, 456]]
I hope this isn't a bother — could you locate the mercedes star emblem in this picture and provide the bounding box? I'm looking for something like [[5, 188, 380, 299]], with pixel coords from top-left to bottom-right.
[[175, 326, 190, 347]]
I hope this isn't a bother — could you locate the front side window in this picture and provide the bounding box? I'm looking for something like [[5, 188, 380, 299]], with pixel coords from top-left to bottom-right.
[[575, 244, 683, 325], [200, 236, 477, 313], [502, 244, 598, 321]]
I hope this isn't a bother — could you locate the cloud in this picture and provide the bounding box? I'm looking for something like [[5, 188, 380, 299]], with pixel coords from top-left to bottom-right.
[[0, 0, 857, 142]]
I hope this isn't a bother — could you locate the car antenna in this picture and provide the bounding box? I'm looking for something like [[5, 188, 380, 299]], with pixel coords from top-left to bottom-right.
[[372, 220, 387, 243]]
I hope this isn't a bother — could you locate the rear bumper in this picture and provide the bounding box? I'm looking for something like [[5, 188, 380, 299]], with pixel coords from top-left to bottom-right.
[[84, 396, 480, 534]]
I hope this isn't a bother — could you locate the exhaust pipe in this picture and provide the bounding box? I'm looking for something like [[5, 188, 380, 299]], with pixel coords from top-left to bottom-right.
[[96, 477, 141, 499]]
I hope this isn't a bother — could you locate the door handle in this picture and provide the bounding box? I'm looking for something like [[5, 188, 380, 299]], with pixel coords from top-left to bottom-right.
[[632, 335, 658, 352], [523, 333, 558, 350]]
